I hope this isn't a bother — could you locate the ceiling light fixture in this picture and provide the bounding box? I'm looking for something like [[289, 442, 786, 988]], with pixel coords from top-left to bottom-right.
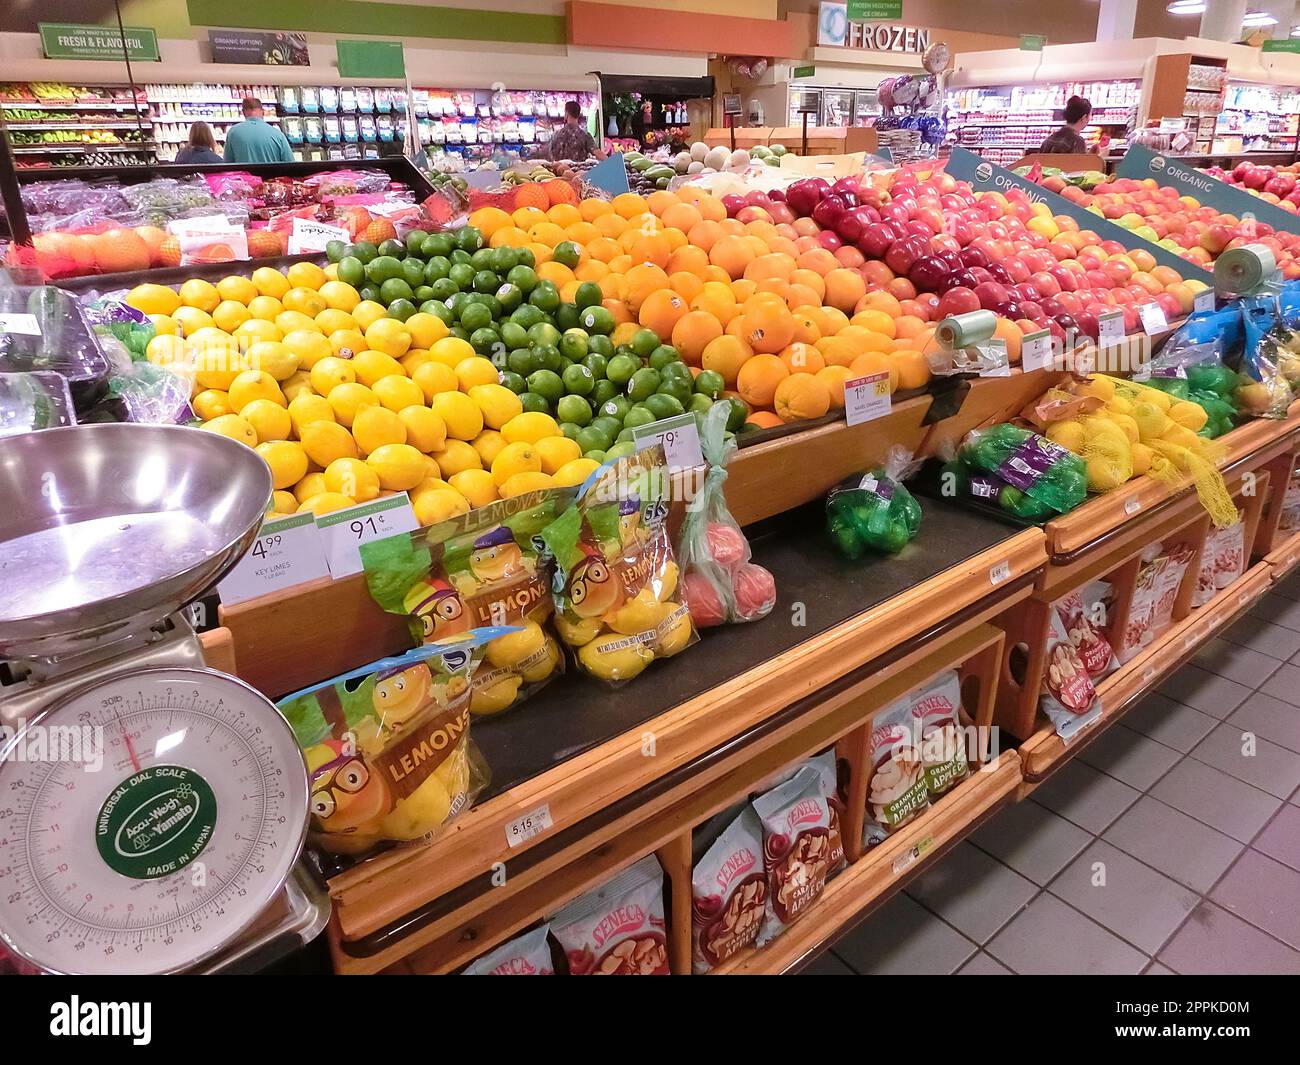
[[1242, 11, 1279, 26], [1166, 1, 1206, 14]]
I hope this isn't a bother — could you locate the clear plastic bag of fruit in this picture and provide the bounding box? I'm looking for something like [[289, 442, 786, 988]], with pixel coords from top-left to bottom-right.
[[958, 423, 1087, 513], [541, 445, 696, 685], [825, 446, 923, 559], [276, 635, 504, 857], [677, 403, 776, 628], [361, 489, 573, 717], [1237, 295, 1298, 419]]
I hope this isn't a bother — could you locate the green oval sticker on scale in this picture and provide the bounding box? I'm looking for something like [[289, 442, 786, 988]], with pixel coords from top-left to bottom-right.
[[96, 765, 218, 880]]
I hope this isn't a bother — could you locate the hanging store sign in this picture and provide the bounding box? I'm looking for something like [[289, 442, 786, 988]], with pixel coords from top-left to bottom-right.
[[208, 30, 310, 66], [847, 1, 903, 18], [39, 23, 160, 62], [817, 4, 931, 53]]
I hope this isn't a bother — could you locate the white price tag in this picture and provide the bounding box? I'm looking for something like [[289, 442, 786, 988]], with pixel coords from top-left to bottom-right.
[[989, 560, 1011, 586], [166, 214, 237, 236], [980, 338, 1011, 376], [288, 217, 351, 254], [0, 313, 40, 336], [217, 512, 330, 605], [1020, 329, 1052, 373], [632, 412, 704, 472], [890, 835, 933, 876], [1124, 497, 1141, 515], [1097, 310, 1125, 347], [843, 371, 891, 426], [1138, 302, 1168, 335], [505, 804, 553, 848], [1193, 290, 1215, 314], [316, 493, 420, 578]]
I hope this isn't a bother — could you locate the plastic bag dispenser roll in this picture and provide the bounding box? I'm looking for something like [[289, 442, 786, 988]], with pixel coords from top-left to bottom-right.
[[1215, 243, 1278, 297]]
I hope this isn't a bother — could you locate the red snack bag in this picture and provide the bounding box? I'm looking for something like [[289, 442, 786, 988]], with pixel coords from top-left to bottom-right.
[[754, 766, 835, 945], [551, 856, 670, 975], [691, 806, 767, 972]]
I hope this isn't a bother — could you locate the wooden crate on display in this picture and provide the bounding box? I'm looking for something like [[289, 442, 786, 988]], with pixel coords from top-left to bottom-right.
[[353, 624, 1012, 975]]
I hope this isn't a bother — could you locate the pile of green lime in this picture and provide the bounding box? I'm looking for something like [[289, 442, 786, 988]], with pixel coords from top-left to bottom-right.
[[327, 225, 746, 461]]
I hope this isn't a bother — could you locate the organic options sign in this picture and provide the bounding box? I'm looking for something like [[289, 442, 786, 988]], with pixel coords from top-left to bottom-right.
[[39, 23, 160, 62]]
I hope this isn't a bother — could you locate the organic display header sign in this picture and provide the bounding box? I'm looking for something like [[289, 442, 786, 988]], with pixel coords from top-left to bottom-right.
[[847, 1, 903, 19], [335, 40, 405, 79], [1262, 39, 1300, 53], [208, 30, 310, 66], [1115, 144, 1300, 239], [39, 23, 160, 62], [944, 147, 1214, 283]]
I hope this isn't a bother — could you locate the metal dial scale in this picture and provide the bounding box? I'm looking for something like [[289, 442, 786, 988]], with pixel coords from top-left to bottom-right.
[[0, 425, 324, 975]]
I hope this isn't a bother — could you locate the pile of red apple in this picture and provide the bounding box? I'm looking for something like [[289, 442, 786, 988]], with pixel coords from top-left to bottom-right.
[[1056, 175, 1300, 279], [1205, 160, 1300, 209], [731, 165, 1209, 343]]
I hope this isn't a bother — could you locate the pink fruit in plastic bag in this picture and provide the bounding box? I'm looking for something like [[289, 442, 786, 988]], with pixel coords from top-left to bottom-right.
[[683, 568, 727, 627], [707, 522, 747, 569], [733, 563, 776, 621]]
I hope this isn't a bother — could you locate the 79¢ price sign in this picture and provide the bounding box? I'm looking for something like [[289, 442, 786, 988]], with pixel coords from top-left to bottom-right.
[[316, 493, 419, 577], [632, 412, 705, 472]]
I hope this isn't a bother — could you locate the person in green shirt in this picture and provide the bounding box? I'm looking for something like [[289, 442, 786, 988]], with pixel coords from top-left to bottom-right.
[[224, 97, 295, 164]]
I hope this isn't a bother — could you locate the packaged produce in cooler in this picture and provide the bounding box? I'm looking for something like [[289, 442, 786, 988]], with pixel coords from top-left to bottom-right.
[[276, 636, 502, 856], [754, 766, 836, 945], [677, 403, 776, 628], [825, 446, 923, 558], [1235, 295, 1297, 419], [542, 447, 695, 685], [462, 925, 555, 975], [863, 698, 930, 844], [691, 806, 767, 972], [361, 491, 572, 716], [551, 855, 670, 975], [0, 371, 75, 437], [1, 285, 110, 414]]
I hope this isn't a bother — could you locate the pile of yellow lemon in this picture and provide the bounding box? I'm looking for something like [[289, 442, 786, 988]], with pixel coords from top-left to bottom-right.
[[127, 262, 599, 523]]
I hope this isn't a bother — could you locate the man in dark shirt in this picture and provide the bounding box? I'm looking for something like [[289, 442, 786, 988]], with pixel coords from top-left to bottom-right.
[[548, 100, 607, 162], [1039, 95, 1092, 154]]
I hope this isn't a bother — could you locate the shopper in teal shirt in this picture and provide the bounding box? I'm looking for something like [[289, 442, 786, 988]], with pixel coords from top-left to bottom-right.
[[224, 98, 295, 164]]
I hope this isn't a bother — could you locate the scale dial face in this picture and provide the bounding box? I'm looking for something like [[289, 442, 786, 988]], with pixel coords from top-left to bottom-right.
[[0, 667, 308, 975]]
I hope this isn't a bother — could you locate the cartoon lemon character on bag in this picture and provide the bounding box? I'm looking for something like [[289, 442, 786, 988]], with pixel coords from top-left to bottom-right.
[[404, 577, 470, 642], [371, 662, 432, 732], [306, 739, 390, 838], [468, 525, 526, 584], [566, 546, 624, 619]]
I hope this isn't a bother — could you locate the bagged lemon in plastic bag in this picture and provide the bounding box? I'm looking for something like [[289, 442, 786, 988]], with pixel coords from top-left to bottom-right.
[[361, 489, 574, 717], [277, 635, 505, 857], [542, 445, 696, 685]]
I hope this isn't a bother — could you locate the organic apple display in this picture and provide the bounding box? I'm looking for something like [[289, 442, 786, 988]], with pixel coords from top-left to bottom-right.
[[1204, 160, 1300, 209], [1063, 175, 1300, 280], [777, 165, 1207, 348]]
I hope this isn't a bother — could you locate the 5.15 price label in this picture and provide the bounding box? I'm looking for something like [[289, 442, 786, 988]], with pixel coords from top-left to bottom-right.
[[317, 493, 419, 578], [217, 512, 330, 605]]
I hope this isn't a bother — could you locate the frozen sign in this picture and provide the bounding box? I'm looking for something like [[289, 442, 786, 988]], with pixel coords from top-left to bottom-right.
[[818, 3, 931, 52]]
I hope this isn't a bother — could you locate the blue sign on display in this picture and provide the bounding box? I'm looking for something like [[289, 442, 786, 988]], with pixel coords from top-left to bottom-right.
[[585, 152, 630, 196], [943, 147, 1214, 284], [1115, 143, 1300, 238]]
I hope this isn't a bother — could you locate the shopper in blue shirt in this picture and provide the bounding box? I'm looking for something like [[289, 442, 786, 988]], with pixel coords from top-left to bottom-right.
[[224, 97, 295, 164]]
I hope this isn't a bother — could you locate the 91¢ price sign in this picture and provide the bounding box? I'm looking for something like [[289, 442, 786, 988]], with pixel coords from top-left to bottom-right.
[[316, 493, 420, 577]]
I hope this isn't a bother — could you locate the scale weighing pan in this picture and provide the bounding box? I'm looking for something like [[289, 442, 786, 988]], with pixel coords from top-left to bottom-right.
[[0, 423, 272, 660]]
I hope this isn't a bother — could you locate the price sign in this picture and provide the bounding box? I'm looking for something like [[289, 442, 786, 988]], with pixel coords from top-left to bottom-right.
[[217, 512, 330, 605], [0, 314, 41, 336], [989, 560, 1011, 586], [288, 217, 351, 254], [1193, 290, 1215, 314], [1097, 310, 1125, 347], [844, 371, 891, 426], [1020, 329, 1053, 372], [632, 412, 704, 472], [1138, 302, 1168, 335], [505, 803, 554, 848], [317, 493, 419, 578]]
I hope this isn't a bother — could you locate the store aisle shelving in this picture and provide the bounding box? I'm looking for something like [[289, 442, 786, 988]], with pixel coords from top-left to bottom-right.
[[803, 570, 1300, 976]]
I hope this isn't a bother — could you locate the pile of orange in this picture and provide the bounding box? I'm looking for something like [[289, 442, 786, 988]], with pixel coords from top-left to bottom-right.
[[466, 186, 934, 427]]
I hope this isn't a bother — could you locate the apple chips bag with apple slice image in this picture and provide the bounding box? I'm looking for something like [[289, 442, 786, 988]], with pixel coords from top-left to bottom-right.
[[754, 765, 836, 945], [691, 805, 768, 972], [863, 696, 930, 846]]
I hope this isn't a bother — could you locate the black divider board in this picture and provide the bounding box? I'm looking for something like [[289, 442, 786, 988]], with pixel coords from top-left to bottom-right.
[[471, 496, 1023, 801]]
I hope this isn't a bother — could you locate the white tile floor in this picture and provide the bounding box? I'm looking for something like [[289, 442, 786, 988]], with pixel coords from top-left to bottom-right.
[[802, 570, 1300, 975]]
